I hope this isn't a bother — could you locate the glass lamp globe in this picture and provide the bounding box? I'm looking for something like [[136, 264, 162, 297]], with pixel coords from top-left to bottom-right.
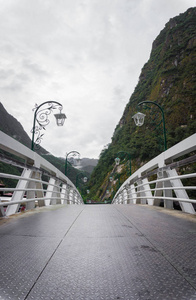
[[132, 112, 146, 126]]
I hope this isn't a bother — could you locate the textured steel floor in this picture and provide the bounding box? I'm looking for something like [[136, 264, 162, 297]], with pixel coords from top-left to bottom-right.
[[0, 204, 196, 300]]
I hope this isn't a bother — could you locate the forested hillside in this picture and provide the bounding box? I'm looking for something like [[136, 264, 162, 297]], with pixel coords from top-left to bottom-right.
[[87, 7, 196, 202]]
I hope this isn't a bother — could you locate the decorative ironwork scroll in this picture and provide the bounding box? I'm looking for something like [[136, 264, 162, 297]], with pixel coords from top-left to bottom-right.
[[31, 101, 64, 151]]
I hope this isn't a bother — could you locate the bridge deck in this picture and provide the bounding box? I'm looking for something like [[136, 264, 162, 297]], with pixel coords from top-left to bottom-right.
[[0, 204, 196, 300]]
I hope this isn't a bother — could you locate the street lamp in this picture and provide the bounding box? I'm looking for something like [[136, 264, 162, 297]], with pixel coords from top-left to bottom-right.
[[83, 177, 88, 183], [109, 176, 113, 182], [115, 157, 120, 165], [65, 151, 80, 176], [115, 151, 132, 176], [132, 112, 146, 126], [132, 101, 167, 151], [31, 101, 66, 151]]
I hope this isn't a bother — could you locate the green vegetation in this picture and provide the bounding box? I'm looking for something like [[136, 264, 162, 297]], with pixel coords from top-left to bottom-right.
[[87, 7, 196, 202]]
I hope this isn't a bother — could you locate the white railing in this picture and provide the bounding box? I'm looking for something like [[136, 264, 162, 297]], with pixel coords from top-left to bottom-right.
[[112, 134, 196, 215], [0, 131, 83, 217]]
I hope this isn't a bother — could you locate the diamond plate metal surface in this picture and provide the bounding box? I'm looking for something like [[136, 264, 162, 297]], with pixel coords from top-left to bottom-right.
[[0, 204, 196, 299]]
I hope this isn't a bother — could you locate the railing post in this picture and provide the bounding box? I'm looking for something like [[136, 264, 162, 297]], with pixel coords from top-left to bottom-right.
[[162, 169, 173, 210], [6, 168, 32, 216], [55, 180, 61, 205], [130, 184, 137, 204], [26, 172, 36, 210], [61, 184, 67, 204], [123, 188, 128, 204], [136, 180, 143, 204], [142, 178, 153, 205], [154, 170, 164, 206], [68, 188, 73, 204], [165, 168, 195, 214], [45, 178, 56, 206], [74, 191, 78, 204], [0, 199, 5, 217]]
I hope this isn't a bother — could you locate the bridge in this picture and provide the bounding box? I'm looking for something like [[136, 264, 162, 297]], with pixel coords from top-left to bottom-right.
[[0, 131, 196, 299]]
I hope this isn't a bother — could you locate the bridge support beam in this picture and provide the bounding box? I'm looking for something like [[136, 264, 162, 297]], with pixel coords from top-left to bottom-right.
[[26, 171, 45, 210], [141, 178, 153, 205], [45, 178, 55, 206], [165, 168, 195, 214], [61, 184, 67, 204], [130, 184, 137, 204], [6, 168, 32, 216]]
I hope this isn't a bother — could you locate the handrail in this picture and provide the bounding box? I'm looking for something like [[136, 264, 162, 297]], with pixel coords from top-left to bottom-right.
[[112, 133, 196, 215], [0, 131, 83, 217]]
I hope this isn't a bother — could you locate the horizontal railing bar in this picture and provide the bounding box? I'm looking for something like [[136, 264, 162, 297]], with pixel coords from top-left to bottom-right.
[[144, 187, 196, 192], [0, 173, 60, 185], [126, 187, 196, 195], [0, 188, 45, 192], [0, 196, 82, 207], [0, 153, 70, 186], [127, 173, 196, 191], [140, 154, 196, 179], [0, 197, 63, 206], [0, 173, 65, 186], [0, 173, 77, 192], [0, 188, 70, 196], [126, 186, 196, 193], [139, 173, 196, 186], [127, 195, 196, 204]]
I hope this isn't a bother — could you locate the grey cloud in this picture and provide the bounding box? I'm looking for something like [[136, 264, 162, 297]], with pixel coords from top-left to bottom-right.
[[0, 69, 15, 79], [22, 59, 48, 77], [1, 81, 23, 92]]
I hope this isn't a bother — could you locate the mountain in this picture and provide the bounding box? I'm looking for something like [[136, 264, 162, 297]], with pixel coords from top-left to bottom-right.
[[0, 102, 31, 148], [87, 7, 196, 201], [78, 158, 98, 174]]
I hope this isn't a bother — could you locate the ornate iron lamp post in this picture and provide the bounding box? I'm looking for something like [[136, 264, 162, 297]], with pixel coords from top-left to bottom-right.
[[132, 101, 167, 151], [31, 101, 66, 151], [65, 151, 80, 176]]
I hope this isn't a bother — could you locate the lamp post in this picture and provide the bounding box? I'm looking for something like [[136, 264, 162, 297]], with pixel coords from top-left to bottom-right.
[[109, 176, 113, 182], [65, 151, 80, 176], [115, 151, 132, 176], [115, 157, 120, 165], [31, 101, 66, 151], [132, 101, 167, 151]]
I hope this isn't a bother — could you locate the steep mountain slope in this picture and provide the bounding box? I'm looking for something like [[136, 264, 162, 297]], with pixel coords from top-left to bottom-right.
[[87, 7, 196, 201]]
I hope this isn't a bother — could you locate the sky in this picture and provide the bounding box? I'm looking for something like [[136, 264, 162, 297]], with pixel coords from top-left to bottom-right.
[[0, 0, 195, 159]]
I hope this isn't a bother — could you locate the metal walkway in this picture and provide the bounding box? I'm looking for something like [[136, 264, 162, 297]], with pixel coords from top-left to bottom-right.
[[0, 205, 196, 300]]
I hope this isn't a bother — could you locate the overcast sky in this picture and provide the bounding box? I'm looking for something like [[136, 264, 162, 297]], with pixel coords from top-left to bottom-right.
[[0, 0, 195, 158]]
